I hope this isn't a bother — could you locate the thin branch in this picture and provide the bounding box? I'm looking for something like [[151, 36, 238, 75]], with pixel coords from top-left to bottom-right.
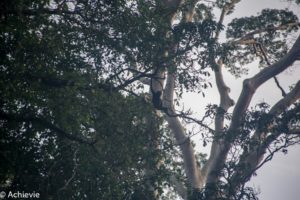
[[174, 112, 215, 133], [215, 0, 241, 40], [230, 22, 300, 44], [215, 7, 227, 40], [129, 62, 151, 85], [255, 42, 287, 97], [115, 68, 154, 90], [273, 76, 287, 97], [57, 148, 79, 192]]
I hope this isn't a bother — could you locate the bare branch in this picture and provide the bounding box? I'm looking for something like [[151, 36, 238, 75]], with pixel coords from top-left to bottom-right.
[[202, 60, 234, 183]]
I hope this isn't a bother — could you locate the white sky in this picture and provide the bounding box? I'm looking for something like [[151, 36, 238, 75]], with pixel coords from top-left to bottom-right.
[[182, 0, 300, 199]]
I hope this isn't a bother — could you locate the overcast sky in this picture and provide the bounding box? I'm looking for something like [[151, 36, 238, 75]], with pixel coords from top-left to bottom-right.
[[183, 0, 300, 199]]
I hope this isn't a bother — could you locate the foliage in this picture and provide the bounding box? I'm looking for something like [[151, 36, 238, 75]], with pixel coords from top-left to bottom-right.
[[1, 0, 300, 200], [0, 1, 179, 198]]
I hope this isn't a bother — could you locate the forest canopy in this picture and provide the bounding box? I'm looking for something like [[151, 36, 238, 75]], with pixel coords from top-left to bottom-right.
[[1, 0, 300, 199]]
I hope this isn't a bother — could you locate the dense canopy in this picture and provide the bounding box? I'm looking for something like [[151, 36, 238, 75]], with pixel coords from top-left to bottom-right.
[[1, 0, 300, 199]]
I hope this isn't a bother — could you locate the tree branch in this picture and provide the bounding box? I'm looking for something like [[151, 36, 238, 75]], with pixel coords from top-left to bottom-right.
[[163, 71, 204, 190], [231, 34, 300, 130], [254, 42, 287, 97], [204, 34, 300, 186], [229, 80, 300, 190], [215, 0, 241, 40], [230, 22, 300, 44], [288, 128, 300, 135], [203, 60, 234, 183], [202, 0, 240, 181], [269, 81, 300, 115]]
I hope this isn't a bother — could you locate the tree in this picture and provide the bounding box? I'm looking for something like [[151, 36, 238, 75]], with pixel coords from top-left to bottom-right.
[[1, 0, 300, 199]]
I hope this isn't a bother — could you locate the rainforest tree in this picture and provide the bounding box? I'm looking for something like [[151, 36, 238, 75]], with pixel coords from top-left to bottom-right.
[[1, 0, 300, 199]]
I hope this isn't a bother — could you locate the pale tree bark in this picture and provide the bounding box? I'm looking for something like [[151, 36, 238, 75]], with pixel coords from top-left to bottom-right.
[[148, 1, 300, 198], [150, 0, 199, 110], [202, 0, 239, 185], [164, 71, 204, 193], [231, 34, 300, 129], [148, 2, 203, 198], [202, 60, 235, 184], [152, 1, 207, 198], [230, 80, 300, 190], [204, 34, 300, 188]]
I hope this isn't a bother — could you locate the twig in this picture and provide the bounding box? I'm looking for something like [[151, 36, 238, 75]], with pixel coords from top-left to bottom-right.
[[255, 42, 286, 96]]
